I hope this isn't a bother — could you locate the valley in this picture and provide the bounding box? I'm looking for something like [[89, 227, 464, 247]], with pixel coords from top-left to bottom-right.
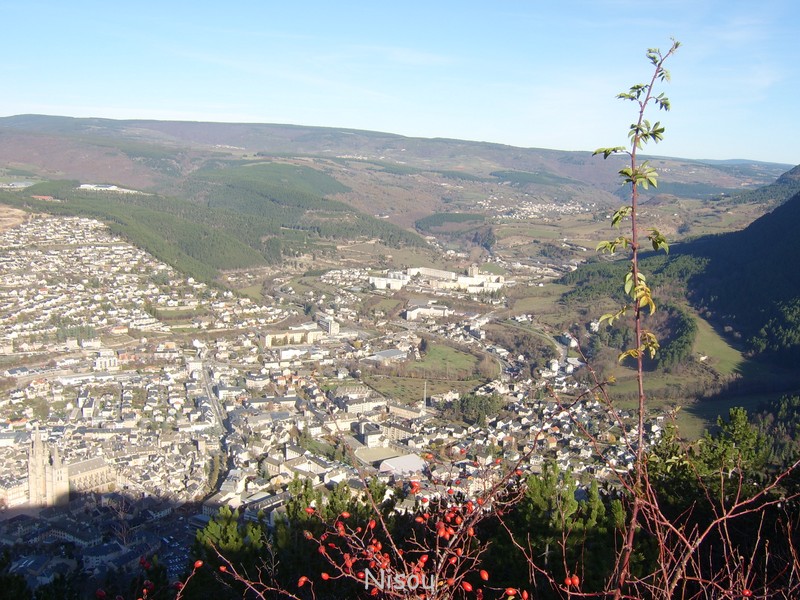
[[1, 116, 799, 597]]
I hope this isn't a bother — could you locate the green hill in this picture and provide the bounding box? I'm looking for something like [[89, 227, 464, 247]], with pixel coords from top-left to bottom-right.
[[0, 172, 423, 282], [714, 164, 800, 205], [561, 163, 800, 368], [0, 114, 794, 286], [682, 185, 800, 365]]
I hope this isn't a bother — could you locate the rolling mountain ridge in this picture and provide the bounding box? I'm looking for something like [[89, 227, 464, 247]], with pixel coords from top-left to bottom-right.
[[0, 114, 789, 198], [1, 114, 797, 290]]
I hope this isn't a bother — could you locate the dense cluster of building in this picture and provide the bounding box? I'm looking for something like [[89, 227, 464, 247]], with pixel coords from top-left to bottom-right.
[[0, 215, 294, 356], [0, 213, 663, 592], [476, 194, 596, 221]]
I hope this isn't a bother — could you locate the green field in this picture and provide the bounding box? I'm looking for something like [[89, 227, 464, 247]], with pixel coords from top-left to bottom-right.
[[480, 262, 507, 275], [372, 298, 403, 313], [496, 224, 562, 240], [363, 375, 483, 404], [238, 284, 264, 301], [409, 344, 478, 377], [510, 283, 572, 315], [597, 371, 707, 440], [150, 306, 208, 321], [691, 312, 744, 375]]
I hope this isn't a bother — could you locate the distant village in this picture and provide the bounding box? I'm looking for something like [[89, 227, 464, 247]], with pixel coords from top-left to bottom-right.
[[0, 214, 664, 590]]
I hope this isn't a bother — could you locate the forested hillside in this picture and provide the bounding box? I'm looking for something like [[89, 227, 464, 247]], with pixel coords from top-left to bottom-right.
[[685, 187, 800, 365], [559, 173, 800, 369], [0, 114, 793, 282], [0, 169, 424, 282], [715, 163, 800, 205]]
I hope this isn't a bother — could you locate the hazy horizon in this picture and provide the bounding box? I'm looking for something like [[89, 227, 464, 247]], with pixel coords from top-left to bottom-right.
[[1, 1, 798, 165], [2, 112, 794, 169]]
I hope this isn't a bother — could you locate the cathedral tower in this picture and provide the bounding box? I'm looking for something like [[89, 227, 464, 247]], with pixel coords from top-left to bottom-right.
[[28, 430, 69, 507]]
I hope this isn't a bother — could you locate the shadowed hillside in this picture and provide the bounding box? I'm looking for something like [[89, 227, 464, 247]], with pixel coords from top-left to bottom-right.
[[682, 186, 800, 364]]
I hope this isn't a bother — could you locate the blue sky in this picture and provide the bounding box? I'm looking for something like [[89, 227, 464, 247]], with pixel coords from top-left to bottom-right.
[[1, 1, 797, 164]]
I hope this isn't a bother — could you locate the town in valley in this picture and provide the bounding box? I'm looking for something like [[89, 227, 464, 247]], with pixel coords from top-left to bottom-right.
[[0, 206, 660, 589]]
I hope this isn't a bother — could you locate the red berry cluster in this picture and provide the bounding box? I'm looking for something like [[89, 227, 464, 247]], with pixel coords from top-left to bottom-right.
[[295, 474, 529, 599]]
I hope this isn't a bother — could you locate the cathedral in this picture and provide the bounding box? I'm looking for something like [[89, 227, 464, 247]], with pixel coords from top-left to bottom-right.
[[26, 431, 117, 507], [27, 430, 69, 507]]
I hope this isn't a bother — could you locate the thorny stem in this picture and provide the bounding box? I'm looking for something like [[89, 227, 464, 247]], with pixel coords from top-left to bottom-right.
[[614, 40, 680, 599]]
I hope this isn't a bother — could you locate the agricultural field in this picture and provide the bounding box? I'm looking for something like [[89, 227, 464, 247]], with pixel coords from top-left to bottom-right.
[[363, 375, 485, 406], [408, 344, 480, 379], [691, 312, 745, 376]]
